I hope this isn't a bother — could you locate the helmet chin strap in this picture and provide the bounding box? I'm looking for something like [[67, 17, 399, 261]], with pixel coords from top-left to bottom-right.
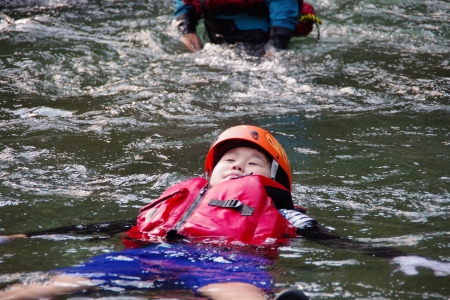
[[270, 160, 279, 180]]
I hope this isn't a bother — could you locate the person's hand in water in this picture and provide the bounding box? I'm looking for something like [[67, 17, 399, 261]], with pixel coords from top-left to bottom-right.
[[181, 33, 202, 52], [199, 283, 309, 300], [0, 275, 95, 299], [199, 282, 266, 300], [0, 234, 26, 243]]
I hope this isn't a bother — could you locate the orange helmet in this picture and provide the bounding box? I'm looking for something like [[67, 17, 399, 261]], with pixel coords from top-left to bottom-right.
[[204, 125, 292, 191]]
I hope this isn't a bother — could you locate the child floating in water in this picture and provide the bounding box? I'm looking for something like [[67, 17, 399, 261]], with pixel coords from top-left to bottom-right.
[[1, 125, 448, 299], [0, 125, 313, 299]]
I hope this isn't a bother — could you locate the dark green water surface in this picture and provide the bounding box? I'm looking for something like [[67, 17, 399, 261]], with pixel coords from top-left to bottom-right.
[[0, 0, 449, 298]]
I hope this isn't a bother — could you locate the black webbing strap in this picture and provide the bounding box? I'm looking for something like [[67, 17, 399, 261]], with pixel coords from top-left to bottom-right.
[[25, 218, 136, 237], [208, 199, 255, 216]]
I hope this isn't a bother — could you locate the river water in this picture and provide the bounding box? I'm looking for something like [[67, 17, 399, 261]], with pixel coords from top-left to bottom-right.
[[0, 0, 449, 298]]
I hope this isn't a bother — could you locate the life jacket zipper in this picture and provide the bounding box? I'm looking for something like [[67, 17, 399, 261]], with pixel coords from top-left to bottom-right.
[[173, 186, 207, 232]]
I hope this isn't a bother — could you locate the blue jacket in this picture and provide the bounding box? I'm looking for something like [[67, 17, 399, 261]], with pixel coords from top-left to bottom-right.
[[174, 0, 300, 49]]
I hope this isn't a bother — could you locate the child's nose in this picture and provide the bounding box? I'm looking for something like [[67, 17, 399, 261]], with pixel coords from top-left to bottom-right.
[[232, 163, 243, 171]]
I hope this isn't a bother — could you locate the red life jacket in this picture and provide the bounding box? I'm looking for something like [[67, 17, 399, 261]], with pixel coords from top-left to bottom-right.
[[128, 175, 297, 245]]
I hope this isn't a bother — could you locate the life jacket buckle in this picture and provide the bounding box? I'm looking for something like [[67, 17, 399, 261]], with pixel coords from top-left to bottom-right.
[[223, 199, 242, 208], [208, 199, 254, 216]]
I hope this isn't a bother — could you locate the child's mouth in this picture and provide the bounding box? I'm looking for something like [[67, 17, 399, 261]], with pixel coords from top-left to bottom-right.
[[225, 172, 253, 180]]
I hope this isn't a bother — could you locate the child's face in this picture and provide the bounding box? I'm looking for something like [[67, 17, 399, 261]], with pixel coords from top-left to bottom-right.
[[209, 147, 271, 187]]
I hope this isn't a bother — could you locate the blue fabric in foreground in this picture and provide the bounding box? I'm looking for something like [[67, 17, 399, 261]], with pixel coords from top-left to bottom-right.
[[57, 243, 273, 292]]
